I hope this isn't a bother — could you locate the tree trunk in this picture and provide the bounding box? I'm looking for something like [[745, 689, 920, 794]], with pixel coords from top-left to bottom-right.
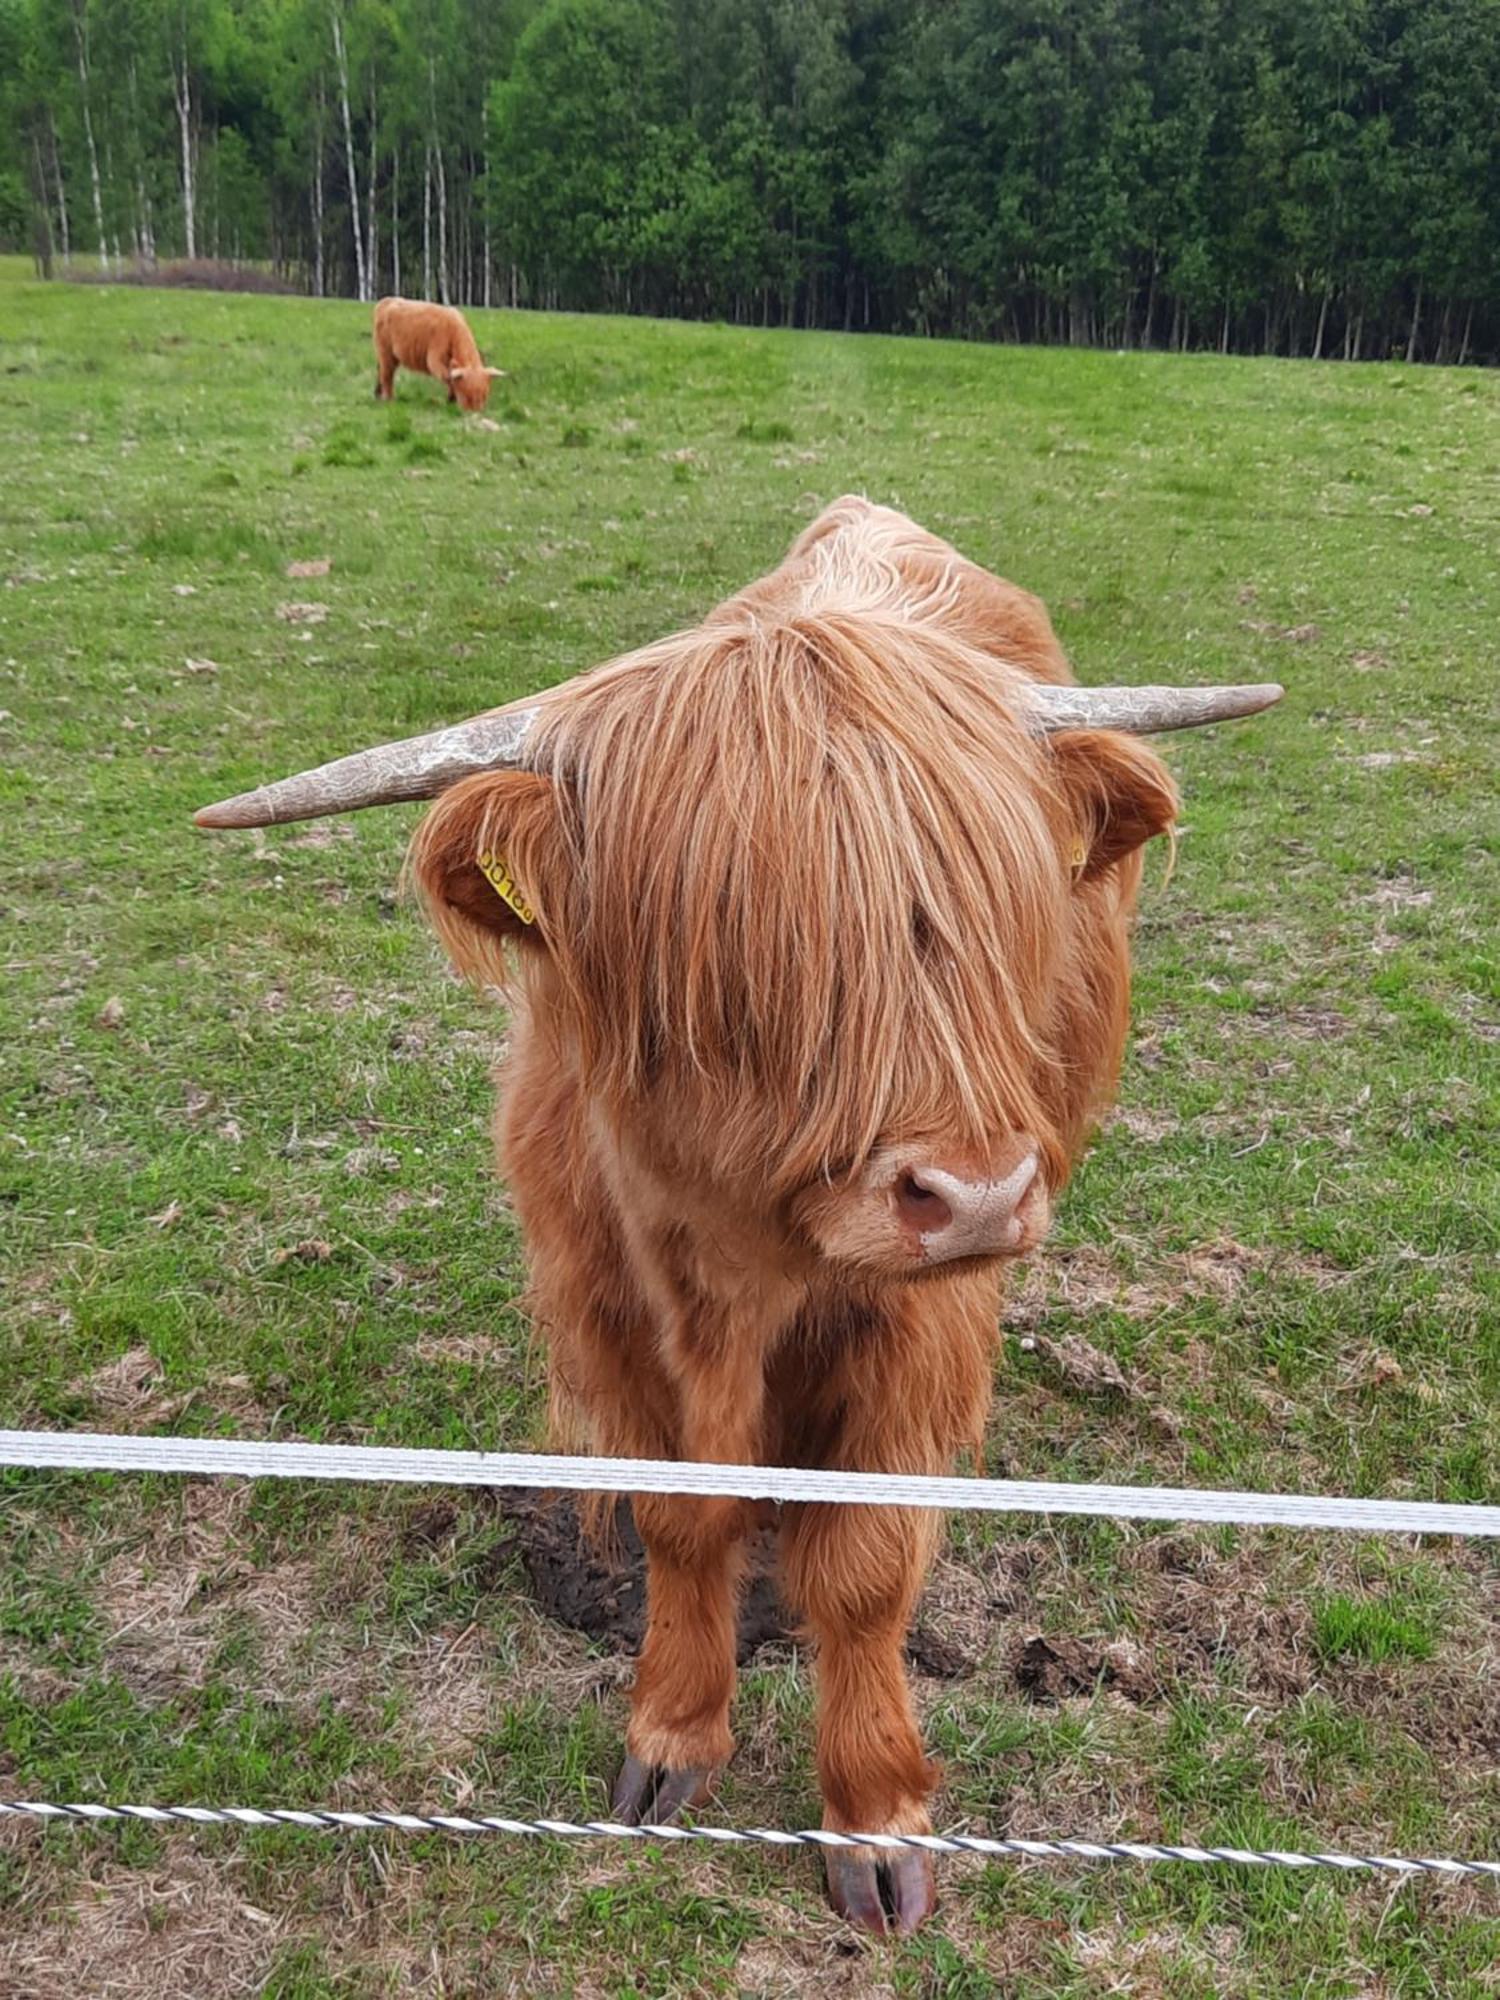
[[29, 131, 55, 277], [128, 62, 156, 262], [331, 6, 367, 301], [435, 146, 449, 303], [1404, 281, 1422, 364], [1312, 283, 1330, 360], [172, 56, 196, 258], [426, 57, 449, 302], [45, 111, 71, 266], [1436, 297, 1453, 366], [1457, 302, 1473, 367], [422, 147, 433, 295], [1351, 313, 1363, 361], [312, 102, 326, 298], [391, 143, 400, 295], [71, 1, 109, 267], [366, 84, 378, 296]]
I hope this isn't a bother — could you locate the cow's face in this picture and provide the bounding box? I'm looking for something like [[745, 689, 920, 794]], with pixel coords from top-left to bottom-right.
[[409, 617, 1177, 1287], [448, 365, 503, 412]]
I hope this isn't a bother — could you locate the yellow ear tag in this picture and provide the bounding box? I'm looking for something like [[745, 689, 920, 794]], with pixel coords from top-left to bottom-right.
[[477, 851, 536, 926], [1069, 836, 1089, 876]]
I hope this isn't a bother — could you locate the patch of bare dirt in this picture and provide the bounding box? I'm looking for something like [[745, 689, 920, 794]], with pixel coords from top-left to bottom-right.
[[1006, 1245, 1161, 1327], [1109, 1105, 1180, 1141], [733, 1904, 899, 1997], [65, 1347, 267, 1434], [1366, 875, 1433, 911], [1012, 1632, 1157, 1704], [1070, 1916, 1241, 1991], [397, 1625, 508, 1763], [484, 1498, 994, 1687], [498, 1495, 788, 1664], [0, 1855, 286, 1999], [93, 1483, 265, 1692], [1239, 618, 1321, 643], [1248, 1001, 1353, 1040], [1124, 1534, 1314, 1698]]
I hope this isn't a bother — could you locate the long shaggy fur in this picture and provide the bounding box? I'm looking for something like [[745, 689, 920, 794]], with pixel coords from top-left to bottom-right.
[[372, 296, 498, 411], [408, 497, 1177, 1896]]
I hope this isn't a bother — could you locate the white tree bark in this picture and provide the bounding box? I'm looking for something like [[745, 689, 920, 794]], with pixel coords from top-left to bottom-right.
[[331, 6, 367, 301], [129, 65, 156, 261], [70, 0, 109, 267], [426, 56, 448, 302], [435, 145, 449, 303], [47, 113, 71, 264], [365, 82, 378, 295], [482, 153, 491, 308], [312, 95, 326, 297], [171, 8, 196, 263], [31, 132, 56, 272], [422, 145, 432, 295], [391, 142, 400, 294]]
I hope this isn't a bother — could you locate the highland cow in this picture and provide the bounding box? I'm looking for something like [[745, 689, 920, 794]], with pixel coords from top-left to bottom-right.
[[373, 296, 504, 412], [197, 499, 1279, 1933]]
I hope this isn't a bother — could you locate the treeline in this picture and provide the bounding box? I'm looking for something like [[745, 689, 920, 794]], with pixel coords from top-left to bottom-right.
[[3, 0, 1498, 364]]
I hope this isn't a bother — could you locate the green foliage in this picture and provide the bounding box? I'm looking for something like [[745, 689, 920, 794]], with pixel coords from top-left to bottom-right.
[[3, 0, 1500, 359], [1312, 1595, 1438, 1664]]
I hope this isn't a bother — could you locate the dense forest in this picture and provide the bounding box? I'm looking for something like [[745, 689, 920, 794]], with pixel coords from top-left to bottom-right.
[[3, 0, 1498, 363]]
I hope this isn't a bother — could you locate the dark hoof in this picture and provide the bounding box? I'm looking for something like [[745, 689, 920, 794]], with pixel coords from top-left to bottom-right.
[[825, 1845, 937, 1936], [610, 1754, 716, 1825]]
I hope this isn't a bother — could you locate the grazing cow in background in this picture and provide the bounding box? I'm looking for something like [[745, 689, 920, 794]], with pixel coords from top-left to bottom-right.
[[197, 499, 1279, 1934], [373, 296, 504, 412]]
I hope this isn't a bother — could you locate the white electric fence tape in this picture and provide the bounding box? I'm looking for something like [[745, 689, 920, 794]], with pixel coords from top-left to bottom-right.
[[6, 1430, 1500, 1887], [2, 1429, 1498, 1537], [3, 1802, 1497, 1882]]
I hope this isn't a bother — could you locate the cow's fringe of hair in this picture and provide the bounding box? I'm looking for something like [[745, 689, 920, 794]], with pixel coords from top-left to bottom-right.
[[411, 503, 1171, 1199], [550, 646, 1029, 1171]]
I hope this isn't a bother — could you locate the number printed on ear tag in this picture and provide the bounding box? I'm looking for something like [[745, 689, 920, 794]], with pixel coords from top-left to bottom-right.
[[477, 852, 535, 925]]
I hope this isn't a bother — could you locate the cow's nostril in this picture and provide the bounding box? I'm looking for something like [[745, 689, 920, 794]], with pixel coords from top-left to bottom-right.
[[895, 1173, 952, 1232]]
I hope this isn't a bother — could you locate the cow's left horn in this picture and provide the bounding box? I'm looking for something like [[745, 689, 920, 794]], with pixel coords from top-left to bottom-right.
[[193, 681, 1283, 831], [193, 704, 540, 829], [1021, 682, 1283, 734]]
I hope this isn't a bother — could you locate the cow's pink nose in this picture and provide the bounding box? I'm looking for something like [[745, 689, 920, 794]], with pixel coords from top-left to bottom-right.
[[893, 1152, 1039, 1261]]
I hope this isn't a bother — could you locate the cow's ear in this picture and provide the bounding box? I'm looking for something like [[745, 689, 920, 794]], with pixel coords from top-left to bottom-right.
[[1049, 729, 1178, 881], [447, 364, 469, 380], [407, 768, 567, 986]]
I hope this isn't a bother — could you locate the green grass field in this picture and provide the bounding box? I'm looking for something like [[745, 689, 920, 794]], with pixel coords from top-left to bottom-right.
[[1, 257, 1497, 1996]]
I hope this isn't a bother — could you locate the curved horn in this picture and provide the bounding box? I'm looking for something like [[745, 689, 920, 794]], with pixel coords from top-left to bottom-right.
[[194, 705, 539, 829], [1021, 681, 1283, 734], [193, 681, 1282, 832]]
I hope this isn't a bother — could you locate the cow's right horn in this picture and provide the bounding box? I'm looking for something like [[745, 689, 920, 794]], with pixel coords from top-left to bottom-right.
[[1022, 682, 1283, 734], [193, 704, 539, 830]]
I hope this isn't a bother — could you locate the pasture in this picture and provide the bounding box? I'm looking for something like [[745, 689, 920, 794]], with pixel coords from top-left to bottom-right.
[[1, 260, 1497, 1995]]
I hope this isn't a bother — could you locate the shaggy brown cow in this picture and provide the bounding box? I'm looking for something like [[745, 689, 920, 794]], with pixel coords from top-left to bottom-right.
[[196, 500, 1278, 1934], [372, 296, 504, 412]]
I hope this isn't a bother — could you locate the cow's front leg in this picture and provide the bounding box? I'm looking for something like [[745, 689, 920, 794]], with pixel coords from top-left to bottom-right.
[[612, 1298, 773, 1823], [612, 1489, 752, 1821], [779, 1500, 941, 1934]]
